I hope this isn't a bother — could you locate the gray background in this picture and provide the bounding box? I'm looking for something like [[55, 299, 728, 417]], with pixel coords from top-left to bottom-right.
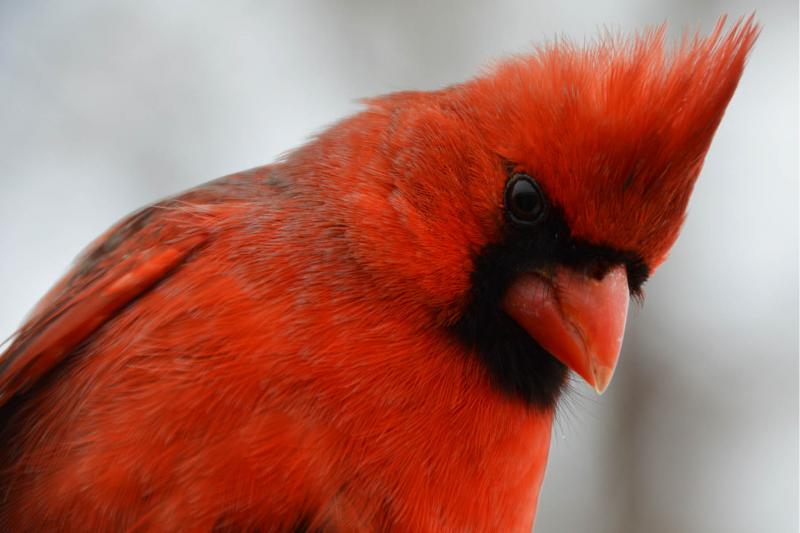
[[0, 1, 796, 532]]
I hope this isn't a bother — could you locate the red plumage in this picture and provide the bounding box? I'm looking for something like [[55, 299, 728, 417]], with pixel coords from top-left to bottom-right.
[[0, 17, 756, 531]]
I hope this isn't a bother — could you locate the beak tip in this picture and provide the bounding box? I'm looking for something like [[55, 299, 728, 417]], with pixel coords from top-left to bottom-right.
[[591, 365, 615, 395]]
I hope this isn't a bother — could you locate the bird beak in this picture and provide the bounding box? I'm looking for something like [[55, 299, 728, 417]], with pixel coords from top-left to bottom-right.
[[501, 265, 629, 394]]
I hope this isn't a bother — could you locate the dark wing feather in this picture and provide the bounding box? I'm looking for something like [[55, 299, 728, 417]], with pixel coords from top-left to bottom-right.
[[0, 206, 208, 406]]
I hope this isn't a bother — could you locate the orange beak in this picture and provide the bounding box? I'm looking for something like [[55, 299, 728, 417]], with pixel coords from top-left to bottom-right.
[[502, 265, 629, 394]]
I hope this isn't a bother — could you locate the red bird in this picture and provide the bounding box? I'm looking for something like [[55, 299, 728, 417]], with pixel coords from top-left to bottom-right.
[[0, 18, 756, 531]]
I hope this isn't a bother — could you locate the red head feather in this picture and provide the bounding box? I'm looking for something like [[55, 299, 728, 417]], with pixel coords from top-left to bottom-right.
[[338, 17, 759, 319], [461, 15, 759, 268]]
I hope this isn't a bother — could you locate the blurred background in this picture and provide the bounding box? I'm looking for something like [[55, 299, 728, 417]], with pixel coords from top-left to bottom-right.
[[0, 1, 796, 531]]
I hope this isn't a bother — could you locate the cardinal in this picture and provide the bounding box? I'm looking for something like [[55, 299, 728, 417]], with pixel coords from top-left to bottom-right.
[[0, 17, 756, 531]]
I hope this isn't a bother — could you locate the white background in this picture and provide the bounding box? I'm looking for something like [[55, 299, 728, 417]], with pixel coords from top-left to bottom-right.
[[0, 1, 796, 531]]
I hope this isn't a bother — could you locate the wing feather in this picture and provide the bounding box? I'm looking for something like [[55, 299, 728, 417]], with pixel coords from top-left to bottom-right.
[[0, 207, 208, 406]]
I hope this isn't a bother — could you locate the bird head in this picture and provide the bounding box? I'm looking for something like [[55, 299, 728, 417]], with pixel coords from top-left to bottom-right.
[[309, 17, 757, 407]]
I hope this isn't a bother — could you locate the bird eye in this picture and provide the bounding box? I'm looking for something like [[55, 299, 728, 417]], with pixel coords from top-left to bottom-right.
[[505, 174, 548, 225]]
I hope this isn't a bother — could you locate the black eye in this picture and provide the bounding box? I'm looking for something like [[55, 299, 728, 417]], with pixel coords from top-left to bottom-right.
[[504, 173, 548, 225]]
